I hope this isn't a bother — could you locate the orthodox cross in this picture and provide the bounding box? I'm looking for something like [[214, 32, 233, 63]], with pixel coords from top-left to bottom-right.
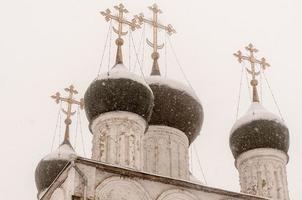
[[234, 43, 270, 102], [101, 4, 140, 65], [51, 85, 84, 143], [135, 4, 176, 75]]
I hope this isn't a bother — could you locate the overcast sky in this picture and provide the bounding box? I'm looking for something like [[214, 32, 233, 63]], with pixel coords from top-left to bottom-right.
[[0, 0, 301, 199]]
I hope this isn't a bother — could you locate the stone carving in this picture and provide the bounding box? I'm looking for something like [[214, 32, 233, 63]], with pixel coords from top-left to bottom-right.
[[91, 111, 146, 170], [95, 176, 151, 200], [156, 189, 198, 200], [143, 125, 189, 180], [236, 148, 289, 200]]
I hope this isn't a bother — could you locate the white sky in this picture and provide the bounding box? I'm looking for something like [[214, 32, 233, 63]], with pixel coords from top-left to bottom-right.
[[0, 0, 301, 199]]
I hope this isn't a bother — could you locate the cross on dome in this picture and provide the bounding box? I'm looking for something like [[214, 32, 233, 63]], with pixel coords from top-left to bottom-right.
[[51, 85, 84, 143], [135, 4, 176, 76], [101, 4, 140, 65], [234, 43, 270, 102]]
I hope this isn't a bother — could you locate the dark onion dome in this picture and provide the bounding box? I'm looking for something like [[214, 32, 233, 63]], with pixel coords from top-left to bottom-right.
[[146, 76, 204, 144], [84, 64, 154, 124], [230, 102, 289, 159], [35, 141, 77, 195]]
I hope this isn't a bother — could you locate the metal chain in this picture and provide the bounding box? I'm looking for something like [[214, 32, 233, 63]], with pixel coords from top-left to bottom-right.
[[97, 21, 112, 77], [130, 30, 146, 81], [50, 102, 63, 152], [260, 67, 263, 102], [164, 32, 168, 78], [132, 24, 145, 73], [167, 36, 197, 95], [107, 20, 113, 74], [262, 70, 284, 121], [165, 36, 208, 185], [244, 66, 252, 101], [58, 101, 63, 156], [74, 106, 80, 151], [235, 66, 244, 120], [193, 143, 208, 185], [190, 146, 193, 173], [141, 24, 146, 75], [128, 28, 131, 71], [78, 107, 86, 157]]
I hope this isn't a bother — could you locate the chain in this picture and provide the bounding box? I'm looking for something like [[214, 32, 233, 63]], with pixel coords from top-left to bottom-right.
[[97, 21, 112, 77]]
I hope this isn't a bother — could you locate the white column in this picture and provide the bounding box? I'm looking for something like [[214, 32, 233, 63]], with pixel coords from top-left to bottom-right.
[[236, 148, 289, 200], [143, 125, 189, 180], [91, 111, 146, 170]]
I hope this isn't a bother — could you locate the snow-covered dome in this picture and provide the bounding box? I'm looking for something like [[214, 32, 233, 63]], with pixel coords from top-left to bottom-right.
[[84, 64, 154, 125], [35, 141, 77, 195], [146, 76, 203, 144], [230, 102, 289, 159]]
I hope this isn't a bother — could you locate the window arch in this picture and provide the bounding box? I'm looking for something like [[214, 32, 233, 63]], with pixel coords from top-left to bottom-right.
[[95, 176, 151, 200], [157, 189, 199, 200]]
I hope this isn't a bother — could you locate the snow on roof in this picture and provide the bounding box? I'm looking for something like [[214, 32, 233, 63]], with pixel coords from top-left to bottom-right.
[[43, 143, 77, 161], [97, 64, 151, 91], [231, 102, 286, 133], [146, 76, 200, 102]]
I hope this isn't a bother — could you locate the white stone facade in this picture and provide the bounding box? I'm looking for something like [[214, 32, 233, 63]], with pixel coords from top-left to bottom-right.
[[236, 148, 289, 200], [38, 110, 282, 200], [143, 125, 189, 180], [90, 111, 146, 170], [41, 158, 266, 200]]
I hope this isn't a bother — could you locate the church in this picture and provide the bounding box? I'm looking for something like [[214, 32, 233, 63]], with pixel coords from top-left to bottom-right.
[[34, 3, 290, 200]]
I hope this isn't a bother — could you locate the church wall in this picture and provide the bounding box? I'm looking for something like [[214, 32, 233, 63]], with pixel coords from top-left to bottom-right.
[[143, 125, 189, 180], [90, 111, 146, 170], [44, 167, 76, 200], [236, 148, 289, 200], [51, 159, 267, 200]]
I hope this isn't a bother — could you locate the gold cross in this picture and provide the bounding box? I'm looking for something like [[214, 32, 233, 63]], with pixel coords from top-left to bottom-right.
[[101, 4, 140, 65], [234, 43, 270, 102], [51, 85, 84, 142], [135, 4, 176, 75]]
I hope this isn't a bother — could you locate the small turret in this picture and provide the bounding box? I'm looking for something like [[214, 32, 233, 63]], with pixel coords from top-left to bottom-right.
[[84, 4, 154, 170], [35, 85, 83, 197], [230, 44, 290, 200], [138, 4, 203, 180]]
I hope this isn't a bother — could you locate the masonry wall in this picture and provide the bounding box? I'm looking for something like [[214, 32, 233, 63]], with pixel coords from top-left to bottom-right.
[[41, 159, 268, 200]]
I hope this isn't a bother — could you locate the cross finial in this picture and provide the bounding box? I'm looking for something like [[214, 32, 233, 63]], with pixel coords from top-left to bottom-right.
[[234, 43, 270, 102], [148, 3, 162, 14], [135, 4, 176, 76], [245, 43, 258, 54], [114, 3, 128, 14], [51, 85, 84, 144], [101, 4, 140, 65]]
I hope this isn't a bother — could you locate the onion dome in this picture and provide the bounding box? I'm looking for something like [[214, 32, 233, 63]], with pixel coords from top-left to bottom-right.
[[84, 64, 154, 124], [230, 102, 289, 159], [35, 141, 77, 195], [147, 76, 203, 144]]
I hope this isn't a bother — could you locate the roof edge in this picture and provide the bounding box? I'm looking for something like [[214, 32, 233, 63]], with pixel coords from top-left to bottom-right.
[[75, 157, 268, 200]]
